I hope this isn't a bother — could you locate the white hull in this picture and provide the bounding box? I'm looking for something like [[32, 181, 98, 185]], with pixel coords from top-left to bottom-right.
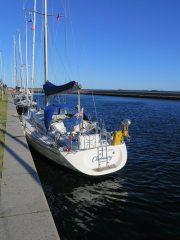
[[26, 131, 78, 172], [25, 130, 128, 176]]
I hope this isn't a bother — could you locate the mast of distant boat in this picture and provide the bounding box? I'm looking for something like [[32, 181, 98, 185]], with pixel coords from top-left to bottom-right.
[[25, 15, 28, 101], [13, 34, 18, 89], [44, 0, 48, 106], [11, 59, 14, 90], [31, 0, 36, 106], [17, 29, 23, 92]]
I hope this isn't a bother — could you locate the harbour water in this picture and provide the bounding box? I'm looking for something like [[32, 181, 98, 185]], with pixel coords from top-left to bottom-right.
[[30, 93, 180, 239]]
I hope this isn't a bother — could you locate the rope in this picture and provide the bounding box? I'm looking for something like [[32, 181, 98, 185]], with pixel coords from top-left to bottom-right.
[[75, 0, 98, 122], [0, 105, 21, 117]]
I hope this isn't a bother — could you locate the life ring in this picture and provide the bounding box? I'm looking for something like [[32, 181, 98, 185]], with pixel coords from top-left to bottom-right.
[[63, 148, 71, 152]]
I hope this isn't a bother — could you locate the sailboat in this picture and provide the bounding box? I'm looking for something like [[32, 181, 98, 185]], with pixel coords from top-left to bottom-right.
[[23, 0, 131, 176], [15, 20, 37, 114]]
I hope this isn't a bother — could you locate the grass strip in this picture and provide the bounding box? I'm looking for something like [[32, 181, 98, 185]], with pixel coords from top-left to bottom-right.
[[0, 89, 8, 189]]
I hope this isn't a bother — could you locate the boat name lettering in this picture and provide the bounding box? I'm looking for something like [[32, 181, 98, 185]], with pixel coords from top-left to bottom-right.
[[92, 155, 113, 163]]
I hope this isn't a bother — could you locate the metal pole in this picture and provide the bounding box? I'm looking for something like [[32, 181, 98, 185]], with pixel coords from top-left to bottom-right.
[[0, 51, 3, 99], [65, 0, 67, 104], [4, 65, 5, 84], [25, 16, 28, 102], [0, 51, 2, 82], [81, 107, 84, 133], [17, 29, 22, 92], [106, 133, 108, 166], [4, 65, 5, 94], [14, 38, 17, 88], [0, 51, 3, 100], [11, 59, 14, 89], [31, 0, 36, 105], [78, 91, 80, 111], [13, 35, 16, 90], [44, 0, 48, 106]]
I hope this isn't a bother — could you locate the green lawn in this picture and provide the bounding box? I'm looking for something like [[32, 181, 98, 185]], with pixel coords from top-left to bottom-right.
[[0, 90, 8, 189]]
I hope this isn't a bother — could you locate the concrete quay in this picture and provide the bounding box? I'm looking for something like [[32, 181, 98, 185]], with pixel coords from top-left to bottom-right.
[[0, 94, 60, 240]]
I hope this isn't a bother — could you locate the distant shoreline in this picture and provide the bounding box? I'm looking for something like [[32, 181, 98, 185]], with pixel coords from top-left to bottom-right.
[[79, 89, 180, 100], [10, 88, 180, 100]]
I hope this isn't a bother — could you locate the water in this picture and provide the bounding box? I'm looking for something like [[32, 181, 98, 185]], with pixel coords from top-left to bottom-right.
[[30, 93, 180, 239]]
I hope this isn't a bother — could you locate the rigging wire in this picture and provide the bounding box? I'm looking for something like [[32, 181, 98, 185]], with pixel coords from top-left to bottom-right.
[[34, 14, 44, 84], [33, 0, 44, 107], [58, 28, 76, 82], [67, 0, 81, 84], [75, 0, 98, 122], [49, 1, 75, 87], [59, 34, 76, 81], [53, 39, 72, 82], [61, 0, 67, 90], [54, 28, 61, 85], [49, 19, 60, 84], [50, 0, 59, 85], [47, 25, 61, 83], [54, 21, 60, 84]]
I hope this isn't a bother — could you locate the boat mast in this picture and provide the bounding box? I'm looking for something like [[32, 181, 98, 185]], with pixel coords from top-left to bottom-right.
[[17, 29, 23, 92], [13, 34, 18, 88], [12, 39, 15, 89], [11, 59, 14, 89], [65, 0, 67, 104], [31, 0, 36, 105], [25, 16, 29, 101], [13, 36, 15, 89], [44, 0, 48, 106]]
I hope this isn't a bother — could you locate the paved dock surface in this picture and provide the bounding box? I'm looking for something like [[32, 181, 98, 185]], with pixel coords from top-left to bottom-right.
[[0, 95, 60, 240]]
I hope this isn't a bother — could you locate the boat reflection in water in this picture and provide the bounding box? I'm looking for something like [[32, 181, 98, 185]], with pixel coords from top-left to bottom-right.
[[30, 146, 128, 239]]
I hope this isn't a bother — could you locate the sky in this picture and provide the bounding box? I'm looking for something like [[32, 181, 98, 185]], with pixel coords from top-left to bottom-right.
[[0, 0, 180, 91]]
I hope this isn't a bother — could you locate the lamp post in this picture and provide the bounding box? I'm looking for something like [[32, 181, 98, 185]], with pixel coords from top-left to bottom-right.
[[0, 50, 3, 100], [3, 65, 5, 94]]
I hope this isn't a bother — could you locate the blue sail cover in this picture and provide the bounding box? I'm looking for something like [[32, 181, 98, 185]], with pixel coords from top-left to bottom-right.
[[44, 104, 89, 131], [62, 108, 83, 133], [44, 104, 76, 130], [43, 81, 76, 96]]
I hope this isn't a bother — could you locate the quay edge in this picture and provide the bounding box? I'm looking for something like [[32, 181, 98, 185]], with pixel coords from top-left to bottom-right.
[[0, 93, 60, 240]]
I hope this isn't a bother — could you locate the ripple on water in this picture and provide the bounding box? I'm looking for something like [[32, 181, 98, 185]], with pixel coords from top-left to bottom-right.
[[31, 94, 180, 240]]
